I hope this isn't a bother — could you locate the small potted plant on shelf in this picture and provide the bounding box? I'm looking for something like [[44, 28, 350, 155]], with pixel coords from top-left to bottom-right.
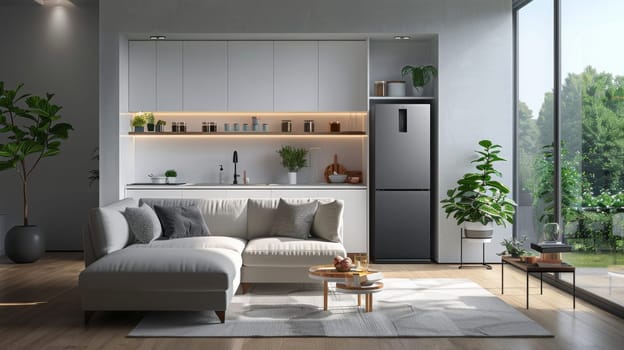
[[497, 235, 528, 258], [400, 64, 438, 97], [440, 139, 517, 238], [131, 114, 147, 132], [155, 119, 166, 132], [144, 112, 155, 132], [277, 145, 308, 185], [165, 169, 177, 184]]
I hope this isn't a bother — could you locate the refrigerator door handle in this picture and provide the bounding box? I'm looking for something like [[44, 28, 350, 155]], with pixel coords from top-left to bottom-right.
[[398, 108, 407, 133]]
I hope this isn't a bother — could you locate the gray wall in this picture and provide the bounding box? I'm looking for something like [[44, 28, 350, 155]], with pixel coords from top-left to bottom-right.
[[100, 0, 513, 262], [0, 2, 99, 251]]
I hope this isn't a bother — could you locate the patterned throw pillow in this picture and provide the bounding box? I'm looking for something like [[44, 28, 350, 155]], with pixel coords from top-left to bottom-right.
[[153, 205, 211, 239], [123, 204, 162, 243], [270, 198, 318, 239]]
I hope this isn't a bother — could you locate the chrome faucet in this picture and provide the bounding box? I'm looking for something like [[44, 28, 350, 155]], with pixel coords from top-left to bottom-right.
[[233, 150, 240, 184]]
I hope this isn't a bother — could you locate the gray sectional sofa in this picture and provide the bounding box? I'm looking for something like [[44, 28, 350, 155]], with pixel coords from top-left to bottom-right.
[[79, 197, 347, 323]]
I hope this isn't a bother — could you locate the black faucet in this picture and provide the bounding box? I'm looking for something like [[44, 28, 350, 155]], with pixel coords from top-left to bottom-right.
[[233, 150, 240, 184]]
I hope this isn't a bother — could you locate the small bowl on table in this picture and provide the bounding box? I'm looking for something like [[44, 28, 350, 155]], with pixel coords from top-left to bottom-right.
[[329, 174, 347, 183]]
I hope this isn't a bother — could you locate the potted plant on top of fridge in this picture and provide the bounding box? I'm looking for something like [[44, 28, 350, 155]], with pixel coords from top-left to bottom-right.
[[0, 82, 73, 263], [277, 145, 308, 184], [440, 139, 516, 238], [400, 64, 437, 97]]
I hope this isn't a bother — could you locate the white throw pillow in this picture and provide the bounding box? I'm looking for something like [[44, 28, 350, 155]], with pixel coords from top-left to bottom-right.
[[123, 204, 162, 243], [311, 200, 343, 243]]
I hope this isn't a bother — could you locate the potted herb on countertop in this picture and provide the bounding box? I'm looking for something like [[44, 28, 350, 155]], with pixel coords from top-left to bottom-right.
[[165, 169, 177, 184], [131, 114, 147, 132], [277, 145, 308, 185], [0, 82, 74, 263], [144, 112, 155, 132], [401, 64, 437, 97], [440, 139, 517, 238]]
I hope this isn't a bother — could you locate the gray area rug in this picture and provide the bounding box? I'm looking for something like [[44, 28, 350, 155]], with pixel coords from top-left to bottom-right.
[[129, 278, 552, 338]]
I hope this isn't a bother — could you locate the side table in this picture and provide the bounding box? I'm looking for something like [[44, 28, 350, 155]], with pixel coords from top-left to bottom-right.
[[459, 228, 492, 269], [501, 256, 576, 309]]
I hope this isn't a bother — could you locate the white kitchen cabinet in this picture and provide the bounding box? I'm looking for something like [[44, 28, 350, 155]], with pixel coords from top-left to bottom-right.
[[156, 41, 183, 111], [182, 190, 228, 199], [227, 41, 274, 111], [128, 41, 156, 112], [317, 189, 367, 253], [228, 190, 271, 199], [125, 189, 184, 199], [274, 41, 318, 112], [183, 41, 228, 111], [270, 189, 319, 199], [318, 41, 368, 111]]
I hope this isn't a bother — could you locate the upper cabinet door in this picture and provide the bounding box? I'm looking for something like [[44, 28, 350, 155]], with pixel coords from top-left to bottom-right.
[[274, 41, 318, 112], [318, 41, 368, 111], [183, 41, 227, 111], [129, 41, 156, 112], [156, 41, 183, 111], [228, 41, 274, 111]]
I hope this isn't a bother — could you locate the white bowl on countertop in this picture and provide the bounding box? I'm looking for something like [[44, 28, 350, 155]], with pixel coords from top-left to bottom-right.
[[328, 174, 347, 183]]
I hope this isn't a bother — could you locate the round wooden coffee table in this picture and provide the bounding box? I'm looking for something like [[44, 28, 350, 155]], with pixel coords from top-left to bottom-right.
[[335, 281, 384, 312], [308, 264, 379, 311]]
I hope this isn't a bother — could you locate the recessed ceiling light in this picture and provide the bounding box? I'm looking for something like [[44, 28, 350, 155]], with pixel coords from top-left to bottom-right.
[[393, 35, 412, 40], [149, 35, 167, 40], [34, 0, 74, 6]]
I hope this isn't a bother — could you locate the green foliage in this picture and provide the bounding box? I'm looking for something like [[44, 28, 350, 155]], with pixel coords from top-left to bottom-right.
[[0, 82, 74, 225], [400, 65, 438, 88], [164, 169, 177, 177], [277, 145, 308, 172], [131, 114, 147, 127], [441, 140, 517, 226], [156, 119, 166, 126], [498, 235, 528, 257]]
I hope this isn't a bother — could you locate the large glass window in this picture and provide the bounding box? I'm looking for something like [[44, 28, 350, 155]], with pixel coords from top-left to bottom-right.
[[516, 0, 624, 309]]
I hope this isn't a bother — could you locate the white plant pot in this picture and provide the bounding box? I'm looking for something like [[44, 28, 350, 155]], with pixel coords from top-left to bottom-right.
[[288, 172, 297, 185], [412, 86, 424, 97], [166, 177, 177, 184], [463, 221, 494, 238]]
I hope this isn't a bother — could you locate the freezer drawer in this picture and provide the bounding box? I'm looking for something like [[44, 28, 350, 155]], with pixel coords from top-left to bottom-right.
[[373, 190, 430, 261]]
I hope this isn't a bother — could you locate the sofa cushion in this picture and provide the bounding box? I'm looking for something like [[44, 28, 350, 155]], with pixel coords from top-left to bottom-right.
[[87, 198, 140, 262], [203, 199, 248, 239], [79, 248, 242, 292], [123, 204, 162, 243], [247, 198, 315, 239], [242, 237, 346, 267], [270, 199, 318, 239], [128, 236, 247, 255], [311, 200, 344, 243], [154, 205, 211, 239]]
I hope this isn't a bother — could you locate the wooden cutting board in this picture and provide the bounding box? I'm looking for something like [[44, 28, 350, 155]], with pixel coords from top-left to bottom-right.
[[324, 154, 347, 183]]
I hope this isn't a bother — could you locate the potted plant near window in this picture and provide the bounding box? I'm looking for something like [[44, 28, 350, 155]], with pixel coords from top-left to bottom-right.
[[277, 145, 308, 184], [440, 140, 517, 238], [0, 82, 73, 263], [498, 236, 528, 258], [401, 64, 437, 97], [131, 114, 146, 132], [165, 169, 177, 184]]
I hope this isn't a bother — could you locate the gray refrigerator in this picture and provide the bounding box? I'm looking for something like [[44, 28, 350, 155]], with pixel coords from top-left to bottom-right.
[[371, 102, 432, 262]]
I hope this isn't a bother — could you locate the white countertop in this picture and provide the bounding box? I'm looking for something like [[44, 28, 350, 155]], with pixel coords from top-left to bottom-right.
[[126, 183, 367, 190]]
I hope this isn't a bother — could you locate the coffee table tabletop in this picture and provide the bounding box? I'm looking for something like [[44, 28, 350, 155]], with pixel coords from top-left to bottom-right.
[[308, 264, 379, 311]]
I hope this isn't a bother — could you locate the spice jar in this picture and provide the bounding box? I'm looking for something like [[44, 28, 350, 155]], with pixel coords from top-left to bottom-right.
[[171, 121, 178, 133], [374, 81, 386, 96], [179, 121, 186, 133], [208, 122, 217, 133], [304, 120, 315, 133], [201, 122, 208, 132], [330, 121, 341, 132], [281, 120, 292, 133]]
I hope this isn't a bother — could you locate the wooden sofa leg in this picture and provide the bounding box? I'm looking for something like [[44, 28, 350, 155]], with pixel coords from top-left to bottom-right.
[[241, 283, 251, 294], [84, 311, 95, 326], [215, 310, 226, 323]]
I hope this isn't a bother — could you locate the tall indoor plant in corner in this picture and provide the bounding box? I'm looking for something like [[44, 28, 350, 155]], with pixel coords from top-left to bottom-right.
[[0, 82, 73, 263], [440, 140, 516, 238]]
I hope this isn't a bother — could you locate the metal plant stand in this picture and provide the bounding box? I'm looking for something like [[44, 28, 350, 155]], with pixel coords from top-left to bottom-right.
[[459, 228, 492, 270]]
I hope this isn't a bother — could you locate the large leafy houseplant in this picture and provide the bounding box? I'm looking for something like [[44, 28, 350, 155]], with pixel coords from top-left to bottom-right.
[[0, 82, 73, 262], [401, 64, 437, 96], [441, 140, 516, 236]]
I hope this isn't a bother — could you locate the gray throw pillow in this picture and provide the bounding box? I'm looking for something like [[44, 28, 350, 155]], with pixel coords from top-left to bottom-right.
[[123, 204, 162, 244], [270, 198, 318, 239], [311, 200, 344, 243], [153, 205, 211, 239]]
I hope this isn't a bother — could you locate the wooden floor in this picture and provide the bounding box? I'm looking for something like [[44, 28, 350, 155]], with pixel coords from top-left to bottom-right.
[[1, 253, 624, 350]]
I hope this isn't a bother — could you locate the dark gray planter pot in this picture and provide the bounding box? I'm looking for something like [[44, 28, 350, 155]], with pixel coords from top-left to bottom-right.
[[5, 225, 45, 263]]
